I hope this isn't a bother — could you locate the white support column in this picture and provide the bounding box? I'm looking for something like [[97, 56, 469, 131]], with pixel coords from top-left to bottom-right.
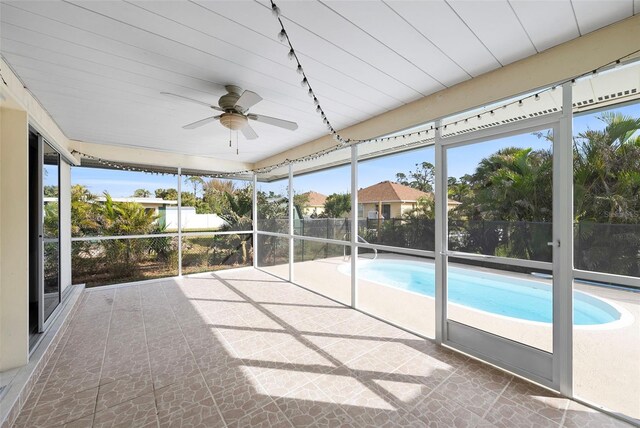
[[350, 144, 358, 309], [177, 167, 182, 277], [288, 164, 294, 283], [434, 123, 447, 345], [253, 173, 258, 269], [554, 83, 574, 396]]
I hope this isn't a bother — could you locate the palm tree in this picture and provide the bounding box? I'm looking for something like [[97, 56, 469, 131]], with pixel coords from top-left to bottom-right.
[[132, 188, 151, 198], [218, 187, 253, 264], [573, 112, 640, 276], [185, 176, 206, 199], [574, 112, 640, 223], [471, 146, 552, 222]]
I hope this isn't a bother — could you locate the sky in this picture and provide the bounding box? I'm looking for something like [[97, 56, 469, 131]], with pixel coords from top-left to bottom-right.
[[65, 103, 640, 198]]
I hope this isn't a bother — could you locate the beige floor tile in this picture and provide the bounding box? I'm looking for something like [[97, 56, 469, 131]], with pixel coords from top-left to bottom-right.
[[500, 378, 568, 423], [154, 373, 212, 418], [158, 397, 225, 428], [97, 370, 154, 412], [212, 381, 273, 426], [482, 395, 560, 427], [92, 392, 158, 428], [26, 386, 98, 427], [563, 401, 633, 427], [12, 269, 627, 428], [275, 397, 354, 427]]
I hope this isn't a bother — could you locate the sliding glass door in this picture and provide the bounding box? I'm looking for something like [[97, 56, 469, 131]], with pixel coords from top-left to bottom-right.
[[42, 142, 61, 324], [30, 133, 62, 338]]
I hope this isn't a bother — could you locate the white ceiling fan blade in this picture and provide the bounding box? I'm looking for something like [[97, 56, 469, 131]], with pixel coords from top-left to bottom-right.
[[162, 92, 223, 111], [182, 115, 220, 129], [235, 90, 262, 111], [248, 113, 298, 131], [240, 123, 259, 140]]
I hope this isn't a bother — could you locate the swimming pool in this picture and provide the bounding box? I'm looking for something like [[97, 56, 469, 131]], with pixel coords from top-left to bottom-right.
[[345, 259, 622, 325]]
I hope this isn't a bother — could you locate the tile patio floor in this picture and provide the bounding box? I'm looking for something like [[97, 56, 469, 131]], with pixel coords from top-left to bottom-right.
[[12, 268, 632, 427]]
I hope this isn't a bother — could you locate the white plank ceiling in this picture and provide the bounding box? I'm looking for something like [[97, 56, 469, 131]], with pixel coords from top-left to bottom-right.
[[1, 0, 637, 164]]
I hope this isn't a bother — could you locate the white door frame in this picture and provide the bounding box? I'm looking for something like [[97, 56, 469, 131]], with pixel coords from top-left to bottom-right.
[[435, 84, 573, 393]]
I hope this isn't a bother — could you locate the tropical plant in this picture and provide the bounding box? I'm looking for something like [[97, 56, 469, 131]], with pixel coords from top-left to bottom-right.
[[155, 188, 178, 200], [323, 193, 351, 218], [219, 186, 253, 264], [132, 188, 151, 197]]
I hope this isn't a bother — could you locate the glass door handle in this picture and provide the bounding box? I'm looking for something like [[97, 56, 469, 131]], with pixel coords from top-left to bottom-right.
[[547, 240, 560, 247]]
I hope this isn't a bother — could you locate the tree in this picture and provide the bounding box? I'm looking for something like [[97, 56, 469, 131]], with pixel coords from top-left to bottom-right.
[[573, 112, 640, 223], [44, 185, 58, 197], [185, 176, 205, 198], [155, 188, 178, 200], [403, 195, 435, 220], [218, 186, 253, 264], [395, 161, 435, 192], [132, 188, 151, 198], [203, 179, 236, 214], [293, 192, 310, 215], [71, 185, 100, 236], [323, 193, 351, 218], [468, 147, 552, 222]]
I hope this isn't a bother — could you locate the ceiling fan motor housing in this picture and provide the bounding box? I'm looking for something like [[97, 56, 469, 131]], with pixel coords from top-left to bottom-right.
[[219, 85, 243, 111]]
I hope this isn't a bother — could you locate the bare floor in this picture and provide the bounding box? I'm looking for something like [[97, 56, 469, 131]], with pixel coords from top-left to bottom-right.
[[13, 268, 631, 427]]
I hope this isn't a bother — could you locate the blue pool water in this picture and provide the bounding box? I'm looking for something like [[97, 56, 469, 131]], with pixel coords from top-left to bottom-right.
[[354, 260, 620, 325]]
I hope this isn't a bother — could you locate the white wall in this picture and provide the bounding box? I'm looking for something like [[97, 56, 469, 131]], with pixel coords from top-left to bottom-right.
[[163, 207, 227, 231]]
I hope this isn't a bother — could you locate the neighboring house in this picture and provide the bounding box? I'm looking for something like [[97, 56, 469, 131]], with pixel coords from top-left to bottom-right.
[[357, 181, 461, 219], [94, 196, 178, 217], [92, 197, 227, 231], [300, 191, 327, 217]]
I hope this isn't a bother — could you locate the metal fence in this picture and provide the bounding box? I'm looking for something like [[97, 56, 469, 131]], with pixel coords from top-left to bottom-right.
[[352, 218, 638, 277], [71, 232, 253, 287]]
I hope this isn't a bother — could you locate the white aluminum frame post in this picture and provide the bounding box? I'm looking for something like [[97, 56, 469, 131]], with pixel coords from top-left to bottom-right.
[[350, 144, 358, 308], [177, 167, 182, 276], [434, 122, 446, 344], [555, 82, 573, 396], [253, 173, 258, 269], [288, 164, 294, 283]]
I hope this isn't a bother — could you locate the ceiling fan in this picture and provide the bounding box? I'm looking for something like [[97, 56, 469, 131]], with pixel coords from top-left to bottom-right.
[[161, 85, 298, 140]]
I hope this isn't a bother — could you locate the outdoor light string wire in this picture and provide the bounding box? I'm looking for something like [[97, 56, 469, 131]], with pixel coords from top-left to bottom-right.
[[71, 2, 640, 179]]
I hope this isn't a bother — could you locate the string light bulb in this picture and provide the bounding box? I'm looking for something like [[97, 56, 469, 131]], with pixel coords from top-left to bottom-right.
[[296, 65, 303, 75], [287, 49, 295, 60], [277, 29, 287, 42], [271, 3, 281, 17]]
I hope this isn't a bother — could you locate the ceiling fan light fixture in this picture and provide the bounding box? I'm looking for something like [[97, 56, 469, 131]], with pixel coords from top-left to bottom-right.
[[220, 113, 248, 131]]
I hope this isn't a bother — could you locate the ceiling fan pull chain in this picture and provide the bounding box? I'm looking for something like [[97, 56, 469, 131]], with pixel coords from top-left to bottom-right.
[[236, 131, 239, 155], [229, 127, 232, 147]]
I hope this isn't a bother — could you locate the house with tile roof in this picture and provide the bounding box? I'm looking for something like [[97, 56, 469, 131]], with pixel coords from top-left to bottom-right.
[[357, 181, 460, 219], [300, 191, 327, 217]]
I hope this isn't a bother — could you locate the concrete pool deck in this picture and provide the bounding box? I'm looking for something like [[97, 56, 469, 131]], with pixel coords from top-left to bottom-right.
[[260, 254, 640, 420]]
